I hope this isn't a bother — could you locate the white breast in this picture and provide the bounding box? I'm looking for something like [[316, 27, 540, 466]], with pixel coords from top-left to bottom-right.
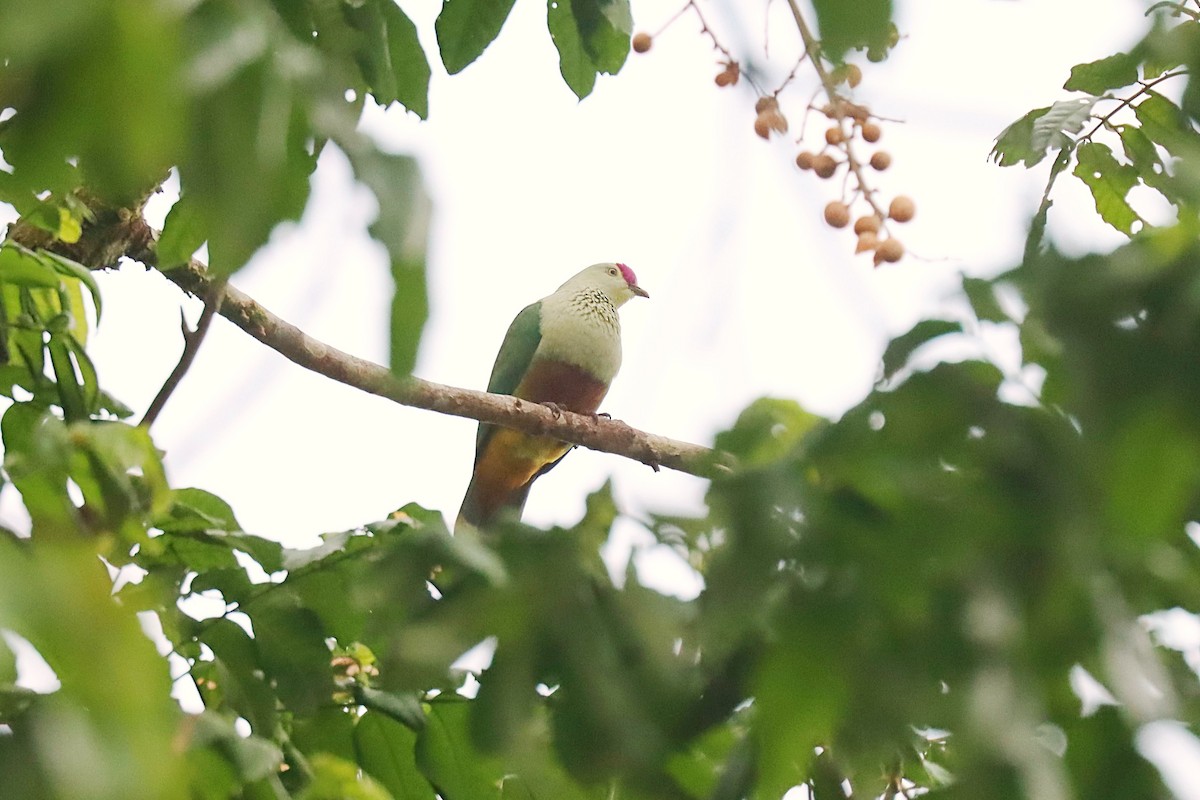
[[536, 288, 623, 383]]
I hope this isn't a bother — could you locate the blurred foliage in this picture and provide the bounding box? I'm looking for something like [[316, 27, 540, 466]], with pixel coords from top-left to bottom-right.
[[810, 0, 895, 63], [0, 0, 429, 376], [2, 1, 1200, 800]]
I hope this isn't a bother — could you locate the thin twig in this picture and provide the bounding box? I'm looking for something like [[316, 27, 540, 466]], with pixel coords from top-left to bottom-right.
[[783, 0, 834, 93], [1146, 1, 1200, 20], [773, 52, 809, 97], [1079, 69, 1187, 141], [798, 88, 825, 139], [140, 276, 227, 428], [651, 0, 693, 38], [687, 0, 734, 60], [784, 0, 891, 225]]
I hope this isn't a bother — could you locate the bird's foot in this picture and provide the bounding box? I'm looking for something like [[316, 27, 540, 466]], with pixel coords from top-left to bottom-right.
[[595, 411, 612, 420], [542, 401, 566, 419]]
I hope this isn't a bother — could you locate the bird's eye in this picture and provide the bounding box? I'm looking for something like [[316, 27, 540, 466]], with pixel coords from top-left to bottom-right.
[[608, 268, 618, 276]]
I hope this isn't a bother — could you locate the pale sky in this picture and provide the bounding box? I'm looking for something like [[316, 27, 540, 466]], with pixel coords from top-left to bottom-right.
[[6, 0, 1200, 792]]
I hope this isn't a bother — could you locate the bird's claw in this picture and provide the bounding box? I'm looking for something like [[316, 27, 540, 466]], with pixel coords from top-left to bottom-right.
[[539, 405, 612, 422]]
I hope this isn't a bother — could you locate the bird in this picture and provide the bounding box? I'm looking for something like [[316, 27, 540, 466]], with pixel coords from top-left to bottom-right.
[[456, 262, 648, 531]]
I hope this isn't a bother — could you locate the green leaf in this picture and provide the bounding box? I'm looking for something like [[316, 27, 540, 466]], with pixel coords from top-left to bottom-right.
[[188, 568, 255, 609], [1032, 98, 1098, 154], [346, 1, 400, 105], [247, 597, 332, 714], [713, 397, 822, 467], [547, 0, 597, 99], [1117, 123, 1176, 199], [8, 324, 48, 397], [160, 486, 245, 533], [42, 250, 101, 327], [0, 0, 184, 205], [304, 753, 395, 800], [0, 535, 187, 793], [344, 147, 429, 377], [157, 193, 208, 269], [992, 99, 1097, 169], [665, 723, 738, 799], [0, 634, 15, 685], [1182, 71, 1200, 130], [880, 319, 963, 381], [1, 403, 74, 532], [1023, 145, 1074, 261], [98, 389, 135, 420], [189, 709, 284, 782], [381, 0, 432, 119], [962, 277, 1008, 324], [292, 706, 358, 765], [181, 18, 317, 277], [571, 0, 631, 75], [345, 0, 432, 119], [16, 201, 84, 244], [1103, 406, 1200, 545], [390, 252, 428, 376], [143, 530, 241, 572], [1064, 51, 1139, 94], [435, 0, 518, 74], [0, 245, 62, 290], [355, 711, 437, 800], [46, 335, 87, 422], [154, 488, 283, 575], [1072, 141, 1142, 235], [197, 618, 281, 734], [1141, 18, 1200, 80], [359, 687, 428, 732], [1134, 91, 1200, 158], [811, 0, 894, 61], [0, 683, 37, 724], [754, 629, 850, 798], [84, 421, 172, 515], [59, 333, 100, 416], [991, 107, 1051, 167], [415, 698, 508, 799], [808, 750, 850, 800], [282, 528, 370, 571], [316, 121, 429, 378]]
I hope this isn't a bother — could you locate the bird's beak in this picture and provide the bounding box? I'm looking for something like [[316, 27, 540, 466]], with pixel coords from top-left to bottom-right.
[[631, 284, 649, 299]]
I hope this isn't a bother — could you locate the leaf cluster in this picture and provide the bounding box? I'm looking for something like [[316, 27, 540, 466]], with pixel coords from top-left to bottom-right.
[[437, 0, 631, 100], [990, 4, 1200, 243]]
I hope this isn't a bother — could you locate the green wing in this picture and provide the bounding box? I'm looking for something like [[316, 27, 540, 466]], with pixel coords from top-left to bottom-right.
[[475, 301, 542, 459]]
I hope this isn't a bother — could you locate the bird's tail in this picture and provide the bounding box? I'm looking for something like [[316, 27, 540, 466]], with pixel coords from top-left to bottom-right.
[[455, 476, 533, 534]]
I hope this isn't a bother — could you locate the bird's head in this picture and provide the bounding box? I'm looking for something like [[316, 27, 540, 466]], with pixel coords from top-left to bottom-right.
[[565, 262, 649, 306]]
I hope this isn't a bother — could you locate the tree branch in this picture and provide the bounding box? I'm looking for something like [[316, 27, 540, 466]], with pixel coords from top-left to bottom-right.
[[162, 259, 727, 479], [140, 276, 226, 428], [5, 204, 729, 479]]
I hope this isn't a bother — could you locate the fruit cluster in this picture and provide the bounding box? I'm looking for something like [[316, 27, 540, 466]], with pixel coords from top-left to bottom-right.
[[632, 10, 915, 266], [749, 69, 915, 265]]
